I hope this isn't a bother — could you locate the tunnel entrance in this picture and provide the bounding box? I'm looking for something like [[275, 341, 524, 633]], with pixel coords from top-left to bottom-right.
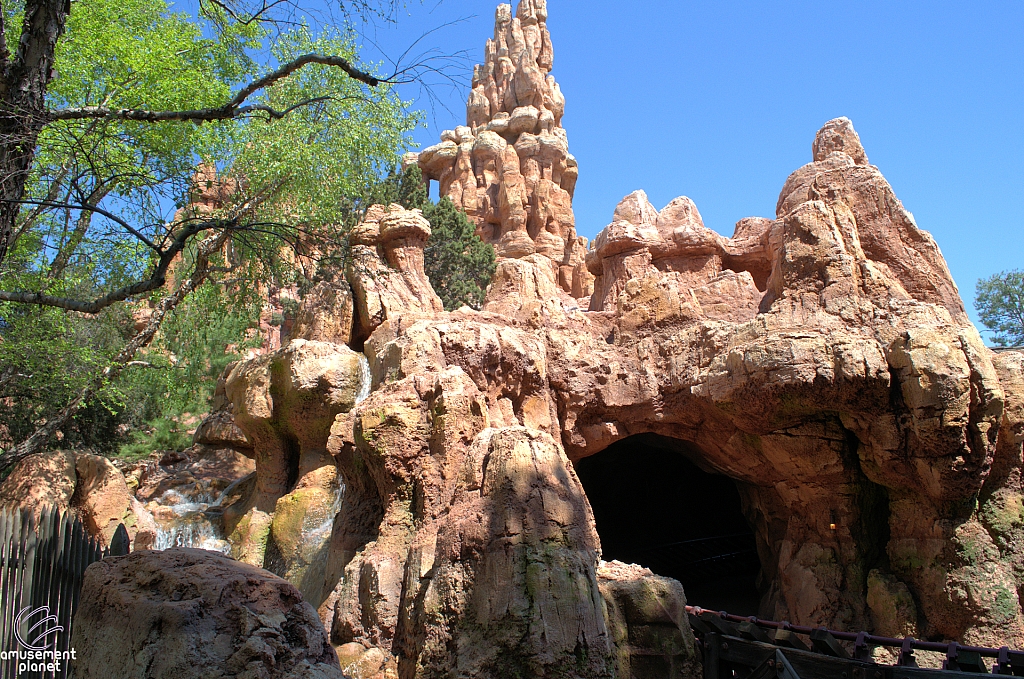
[[574, 433, 762, 615]]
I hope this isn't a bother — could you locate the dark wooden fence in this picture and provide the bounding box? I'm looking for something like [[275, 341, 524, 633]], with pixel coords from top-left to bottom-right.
[[0, 505, 127, 679]]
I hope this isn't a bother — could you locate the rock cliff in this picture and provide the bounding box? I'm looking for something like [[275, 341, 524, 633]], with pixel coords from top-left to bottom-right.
[[198, 108, 1024, 679], [39, 3, 1024, 678]]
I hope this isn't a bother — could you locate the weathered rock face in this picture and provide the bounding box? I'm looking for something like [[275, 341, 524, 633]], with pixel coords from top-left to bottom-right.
[[219, 337, 366, 602], [171, 11, 1024, 671], [270, 113, 1024, 675], [408, 1, 592, 297], [347, 204, 445, 345], [72, 453, 158, 550], [599, 561, 702, 679], [0, 450, 162, 550], [71, 548, 343, 679], [0, 449, 77, 517], [224, 339, 366, 515]]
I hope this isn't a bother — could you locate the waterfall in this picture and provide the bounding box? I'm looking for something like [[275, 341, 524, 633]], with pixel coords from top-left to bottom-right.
[[150, 477, 246, 554], [302, 482, 345, 547], [355, 353, 372, 403], [148, 355, 367, 558]]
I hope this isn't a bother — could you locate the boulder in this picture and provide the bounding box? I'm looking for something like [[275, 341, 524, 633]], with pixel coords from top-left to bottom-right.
[[224, 339, 366, 513], [192, 410, 254, 456], [71, 548, 343, 679], [71, 453, 154, 549], [599, 561, 702, 679], [0, 449, 76, 517], [292, 280, 355, 346]]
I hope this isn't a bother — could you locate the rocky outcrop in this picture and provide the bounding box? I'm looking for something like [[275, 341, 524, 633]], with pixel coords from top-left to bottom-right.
[[599, 561, 702, 679], [0, 449, 77, 517], [72, 454, 158, 550], [0, 449, 161, 550], [347, 204, 445, 344], [71, 548, 343, 679], [408, 1, 592, 297], [224, 339, 366, 515], [62, 6, 1016, 673], [292, 280, 356, 347], [280, 111, 1024, 673]]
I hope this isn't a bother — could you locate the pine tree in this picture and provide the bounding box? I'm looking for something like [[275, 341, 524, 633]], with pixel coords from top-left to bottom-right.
[[374, 166, 496, 310]]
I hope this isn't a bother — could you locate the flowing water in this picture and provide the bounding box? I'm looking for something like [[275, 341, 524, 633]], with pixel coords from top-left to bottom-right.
[[356, 353, 372, 403], [151, 478, 246, 553], [149, 350, 372, 554]]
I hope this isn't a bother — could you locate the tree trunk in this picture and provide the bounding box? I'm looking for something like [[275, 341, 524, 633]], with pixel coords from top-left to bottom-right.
[[0, 0, 71, 267]]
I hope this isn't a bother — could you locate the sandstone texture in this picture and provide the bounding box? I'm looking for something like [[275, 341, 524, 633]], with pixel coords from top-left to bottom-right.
[[206, 111, 1024, 678], [49, 3, 1024, 676], [599, 561, 702, 679], [0, 448, 77, 516], [346, 204, 445, 344], [0, 449, 157, 549], [71, 548, 343, 679], [408, 1, 592, 297]]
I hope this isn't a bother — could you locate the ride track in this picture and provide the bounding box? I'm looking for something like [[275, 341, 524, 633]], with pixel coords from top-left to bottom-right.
[[687, 606, 1024, 677]]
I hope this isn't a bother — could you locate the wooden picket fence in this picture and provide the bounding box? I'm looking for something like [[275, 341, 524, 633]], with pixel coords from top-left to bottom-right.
[[0, 505, 126, 679]]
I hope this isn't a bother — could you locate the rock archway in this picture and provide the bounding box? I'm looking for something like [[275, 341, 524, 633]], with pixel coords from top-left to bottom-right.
[[574, 433, 762, 614]]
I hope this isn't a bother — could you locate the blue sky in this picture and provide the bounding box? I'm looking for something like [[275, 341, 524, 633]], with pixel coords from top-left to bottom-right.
[[361, 1, 1023, 338]]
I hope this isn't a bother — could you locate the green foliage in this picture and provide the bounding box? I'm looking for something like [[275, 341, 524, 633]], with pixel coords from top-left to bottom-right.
[[109, 282, 262, 457], [0, 0, 420, 459], [424, 198, 497, 311], [0, 294, 129, 452], [118, 418, 193, 461], [373, 166, 496, 310], [976, 269, 1024, 347]]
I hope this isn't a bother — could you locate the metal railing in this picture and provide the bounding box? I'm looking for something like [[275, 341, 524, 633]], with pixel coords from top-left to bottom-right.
[[0, 505, 127, 679], [688, 606, 1024, 676]]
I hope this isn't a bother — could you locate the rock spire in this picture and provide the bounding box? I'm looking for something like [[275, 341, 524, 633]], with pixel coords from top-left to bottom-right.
[[408, 0, 592, 296]]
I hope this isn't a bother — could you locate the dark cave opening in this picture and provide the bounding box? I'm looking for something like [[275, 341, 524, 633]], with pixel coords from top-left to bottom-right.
[[574, 433, 763, 615]]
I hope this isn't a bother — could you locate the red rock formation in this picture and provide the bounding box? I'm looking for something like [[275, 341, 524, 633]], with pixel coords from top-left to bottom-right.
[[126, 14, 1023, 671], [346, 204, 445, 345], [297, 116, 1024, 670], [71, 549, 343, 679], [408, 1, 592, 297]]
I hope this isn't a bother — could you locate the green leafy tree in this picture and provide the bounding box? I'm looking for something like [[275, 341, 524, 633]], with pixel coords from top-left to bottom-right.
[[976, 269, 1024, 347], [0, 0, 422, 469], [373, 165, 496, 310]]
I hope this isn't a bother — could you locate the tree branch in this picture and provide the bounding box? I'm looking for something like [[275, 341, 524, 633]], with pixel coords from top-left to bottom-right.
[[48, 184, 113, 278], [0, 226, 233, 471], [48, 54, 381, 123], [0, 217, 231, 312]]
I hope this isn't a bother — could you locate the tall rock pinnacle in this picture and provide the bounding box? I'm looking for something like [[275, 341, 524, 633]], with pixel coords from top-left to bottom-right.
[[408, 0, 592, 297]]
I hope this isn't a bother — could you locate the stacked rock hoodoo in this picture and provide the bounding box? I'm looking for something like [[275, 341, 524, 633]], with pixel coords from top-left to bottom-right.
[[408, 0, 591, 297]]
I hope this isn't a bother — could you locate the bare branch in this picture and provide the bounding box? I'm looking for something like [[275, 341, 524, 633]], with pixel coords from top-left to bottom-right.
[[48, 54, 381, 123], [48, 184, 113, 278], [12, 198, 158, 249], [0, 217, 231, 312], [7, 162, 69, 253]]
